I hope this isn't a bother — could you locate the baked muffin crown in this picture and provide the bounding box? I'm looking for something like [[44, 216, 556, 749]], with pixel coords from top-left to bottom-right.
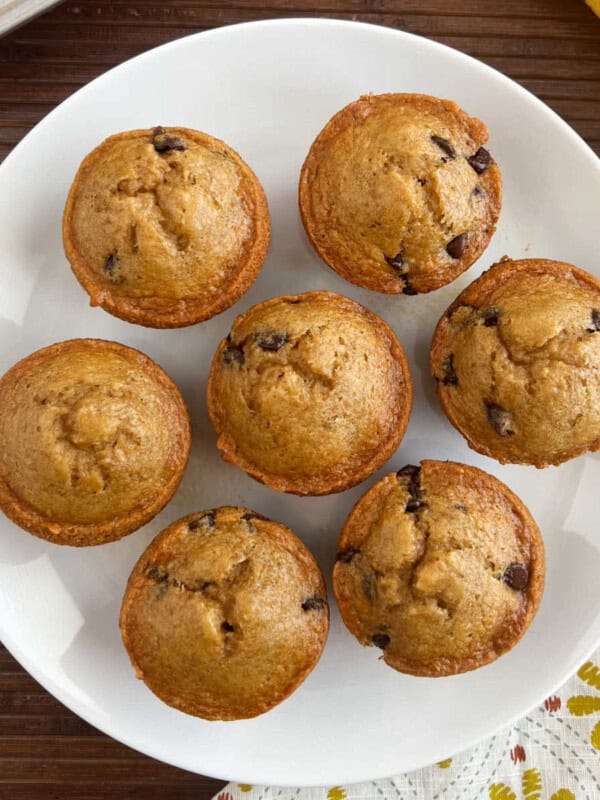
[[333, 460, 545, 676], [0, 338, 191, 545], [207, 290, 413, 495], [63, 126, 270, 328], [430, 257, 600, 466], [120, 506, 329, 720], [299, 93, 502, 294]]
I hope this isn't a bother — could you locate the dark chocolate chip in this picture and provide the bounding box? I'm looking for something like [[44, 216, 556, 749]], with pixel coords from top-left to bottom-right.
[[188, 512, 215, 532], [586, 309, 600, 333], [223, 341, 245, 366], [385, 251, 405, 271], [467, 147, 492, 174], [486, 402, 514, 436], [405, 498, 424, 513], [442, 354, 458, 386], [221, 621, 235, 632], [152, 127, 186, 153], [431, 135, 456, 160], [147, 565, 167, 582], [397, 464, 420, 478], [301, 596, 326, 611], [502, 563, 529, 591], [336, 547, 360, 563], [472, 185, 484, 197], [286, 299, 302, 304], [403, 280, 418, 296], [104, 254, 117, 276], [257, 332, 289, 352], [241, 512, 268, 522], [446, 234, 468, 259], [416, 177, 427, 186], [483, 308, 500, 327], [372, 633, 390, 649]]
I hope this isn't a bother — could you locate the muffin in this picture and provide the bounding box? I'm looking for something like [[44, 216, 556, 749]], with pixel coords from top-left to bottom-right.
[[299, 93, 502, 294], [430, 258, 600, 466], [120, 506, 329, 720], [333, 460, 544, 677], [0, 339, 191, 545], [63, 126, 270, 328], [207, 291, 413, 495]]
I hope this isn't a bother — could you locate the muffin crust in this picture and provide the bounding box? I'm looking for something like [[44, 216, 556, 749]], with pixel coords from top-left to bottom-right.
[[120, 507, 329, 720], [207, 291, 413, 495], [430, 258, 600, 466], [333, 461, 545, 676], [63, 127, 270, 328], [299, 93, 502, 294]]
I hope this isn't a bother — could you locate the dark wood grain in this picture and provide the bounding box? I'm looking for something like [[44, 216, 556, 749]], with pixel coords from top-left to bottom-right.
[[0, 1, 599, 797]]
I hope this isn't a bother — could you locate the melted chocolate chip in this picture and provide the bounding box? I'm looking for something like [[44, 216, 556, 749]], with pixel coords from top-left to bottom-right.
[[301, 596, 326, 611], [223, 341, 245, 366], [104, 254, 118, 276], [372, 633, 390, 649], [483, 308, 500, 327], [431, 135, 456, 160], [416, 177, 427, 186], [403, 280, 418, 296], [221, 621, 235, 632], [241, 512, 268, 522], [472, 185, 484, 197], [446, 234, 468, 259], [486, 403, 514, 437], [467, 147, 492, 174], [152, 127, 186, 153], [442, 354, 458, 386], [385, 251, 405, 271], [398, 464, 425, 513], [502, 563, 529, 590], [188, 512, 215, 531], [337, 547, 360, 563], [146, 565, 167, 582], [587, 309, 600, 333], [257, 332, 289, 352], [397, 464, 420, 478]]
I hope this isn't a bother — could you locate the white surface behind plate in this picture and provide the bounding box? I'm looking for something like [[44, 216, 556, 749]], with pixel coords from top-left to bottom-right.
[[0, 19, 599, 787]]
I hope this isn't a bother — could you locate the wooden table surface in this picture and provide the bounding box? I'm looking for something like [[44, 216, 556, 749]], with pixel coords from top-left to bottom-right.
[[0, 1, 599, 798]]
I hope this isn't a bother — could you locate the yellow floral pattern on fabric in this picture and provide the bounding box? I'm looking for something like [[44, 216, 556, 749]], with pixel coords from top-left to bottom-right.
[[489, 785, 517, 800], [567, 660, 600, 750], [550, 792, 576, 800], [327, 788, 347, 800], [238, 786, 253, 793], [437, 758, 452, 768], [489, 768, 575, 800], [522, 768, 542, 800]]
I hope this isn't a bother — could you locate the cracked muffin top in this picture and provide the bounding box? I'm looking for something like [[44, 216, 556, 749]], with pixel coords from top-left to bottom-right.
[[299, 93, 502, 295], [63, 127, 270, 328], [206, 291, 413, 495], [0, 339, 191, 545], [430, 258, 600, 466], [333, 461, 544, 677], [119, 506, 329, 720]]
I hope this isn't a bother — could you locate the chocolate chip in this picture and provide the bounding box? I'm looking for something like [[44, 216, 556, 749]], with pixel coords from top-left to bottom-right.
[[152, 127, 186, 153], [337, 547, 360, 563], [502, 563, 529, 590], [486, 403, 514, 436], [397, 464, 420, 478], [221, 621, 235, 632], [446, 234, 468, 259], [301, 596, 326, 611], [188, 512, 215, 532], [416, 177, 427, 186], [405, 498, 424, 513], [104, 254, 117, 275], [483, 308, 500, 327], [286, 299, 302, 304], [241, 512, 268, 522], [431, 135, 456, 160], [257, 332, 288, 352], [385, 251, 405, 271], [472, 185, 484, 197], [442, 354, 458, 386], [372, 633, 390, 649], [467, 147, 492, 174], [587, 309, 600, 333], [146, 565, 167, 583], [223, 341, 244, 366], [403, 280, 418, 296]]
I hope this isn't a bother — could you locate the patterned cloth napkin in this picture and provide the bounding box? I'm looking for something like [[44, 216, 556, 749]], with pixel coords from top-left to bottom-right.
[[212, 649, 600, 800]]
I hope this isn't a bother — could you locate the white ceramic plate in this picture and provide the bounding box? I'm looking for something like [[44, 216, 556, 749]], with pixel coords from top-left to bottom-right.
[[0, 18, 599, 788]]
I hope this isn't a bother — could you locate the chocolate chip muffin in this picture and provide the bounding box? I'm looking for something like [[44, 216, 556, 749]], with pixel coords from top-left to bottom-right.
[[0, 339, 191, 545], [63, 127, 270, 328], [207, 291, 413, 495], [430, 258, 600, 466], [299, 93, 502, 294], [333, 460, 544, 677], [120, 507, 329, 720]]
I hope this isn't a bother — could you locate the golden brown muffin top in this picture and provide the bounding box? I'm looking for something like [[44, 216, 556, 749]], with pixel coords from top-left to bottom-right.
[[63, 127, 270, 328], [333, 461, 544, 676], [299, 93, 502, 294], [207, 291, 413, 495], [0, 339, 190, 545], [430, 258, 600, 466], [119, 507, 329, 720]]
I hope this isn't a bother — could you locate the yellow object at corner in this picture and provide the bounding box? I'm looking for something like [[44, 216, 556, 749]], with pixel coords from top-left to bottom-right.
[[585, 0, 600, 18]]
